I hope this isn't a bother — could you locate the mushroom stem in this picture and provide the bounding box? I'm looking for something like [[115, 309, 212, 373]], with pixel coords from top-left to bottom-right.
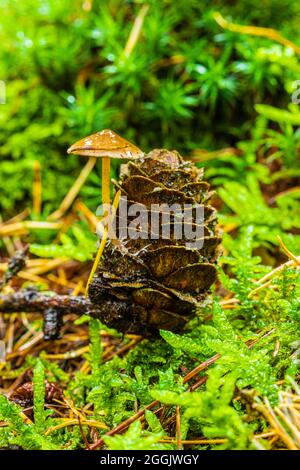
[[102, 156, 111, 211]]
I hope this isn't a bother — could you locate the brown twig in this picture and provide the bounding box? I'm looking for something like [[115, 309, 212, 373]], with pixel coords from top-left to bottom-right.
[[48, 157, 96, 221], [0, 291, 103, 318]]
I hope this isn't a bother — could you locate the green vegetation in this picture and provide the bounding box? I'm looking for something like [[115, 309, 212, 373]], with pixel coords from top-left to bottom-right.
[[0, 0, 299, 450], [1, 0, 300, 215]]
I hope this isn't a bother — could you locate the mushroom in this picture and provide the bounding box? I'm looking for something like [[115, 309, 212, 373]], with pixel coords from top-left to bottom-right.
[[67, 129, 144, 208], [68, 129, 144, 295]]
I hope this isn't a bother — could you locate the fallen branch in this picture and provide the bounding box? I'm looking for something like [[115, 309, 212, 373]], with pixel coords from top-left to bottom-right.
[[0, 290, 113, 319]]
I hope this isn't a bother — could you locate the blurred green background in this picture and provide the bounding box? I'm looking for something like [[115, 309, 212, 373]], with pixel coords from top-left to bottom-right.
[[0, 0, 300, 216]]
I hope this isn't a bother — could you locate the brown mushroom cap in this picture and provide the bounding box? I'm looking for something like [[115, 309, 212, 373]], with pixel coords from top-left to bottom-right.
[[67, 129, 144, 159]]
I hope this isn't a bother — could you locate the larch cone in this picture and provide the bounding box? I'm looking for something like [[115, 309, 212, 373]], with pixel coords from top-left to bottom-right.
[[88, 149, 221, 336]]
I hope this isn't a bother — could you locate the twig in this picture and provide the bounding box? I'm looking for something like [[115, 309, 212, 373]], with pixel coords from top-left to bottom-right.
[[255, 258, 300, 285], [0, 291, 103, 318], [102, 337, 142, 361], [48, 157, 96, 221], [75, 199, 99, 230], [159, 438, 227, 445], [78, 415, 91, 450], [183, 354, 220, 383], [277, 236, 300, 266], [248, 280, 273, 298], [33, 160, 42, 215], [0, 221, 62, 237], [124, 4, 149, 57], [45, 418, 107, 436], [275, 406, 300, 447], [0, 245, 29, 289], [253, 398, 298, 450], [28, 258, 69, 275], [214, 12, 300, 56], [0, 209, 30, 226], [42, 346, 89, 361]]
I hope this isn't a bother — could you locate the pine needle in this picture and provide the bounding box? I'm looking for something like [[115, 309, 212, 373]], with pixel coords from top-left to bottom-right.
[[124, 4, 149, 57], [33, 160, 42, 215], [48, 157, 96, 221], [214, 12, 300, 56]]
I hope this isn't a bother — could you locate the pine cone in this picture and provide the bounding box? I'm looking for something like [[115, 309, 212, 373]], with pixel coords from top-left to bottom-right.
[[88, 149, 221, 336]]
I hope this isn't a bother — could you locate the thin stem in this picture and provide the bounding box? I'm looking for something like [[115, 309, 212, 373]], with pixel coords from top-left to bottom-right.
[[101, 156, 111, 208]]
